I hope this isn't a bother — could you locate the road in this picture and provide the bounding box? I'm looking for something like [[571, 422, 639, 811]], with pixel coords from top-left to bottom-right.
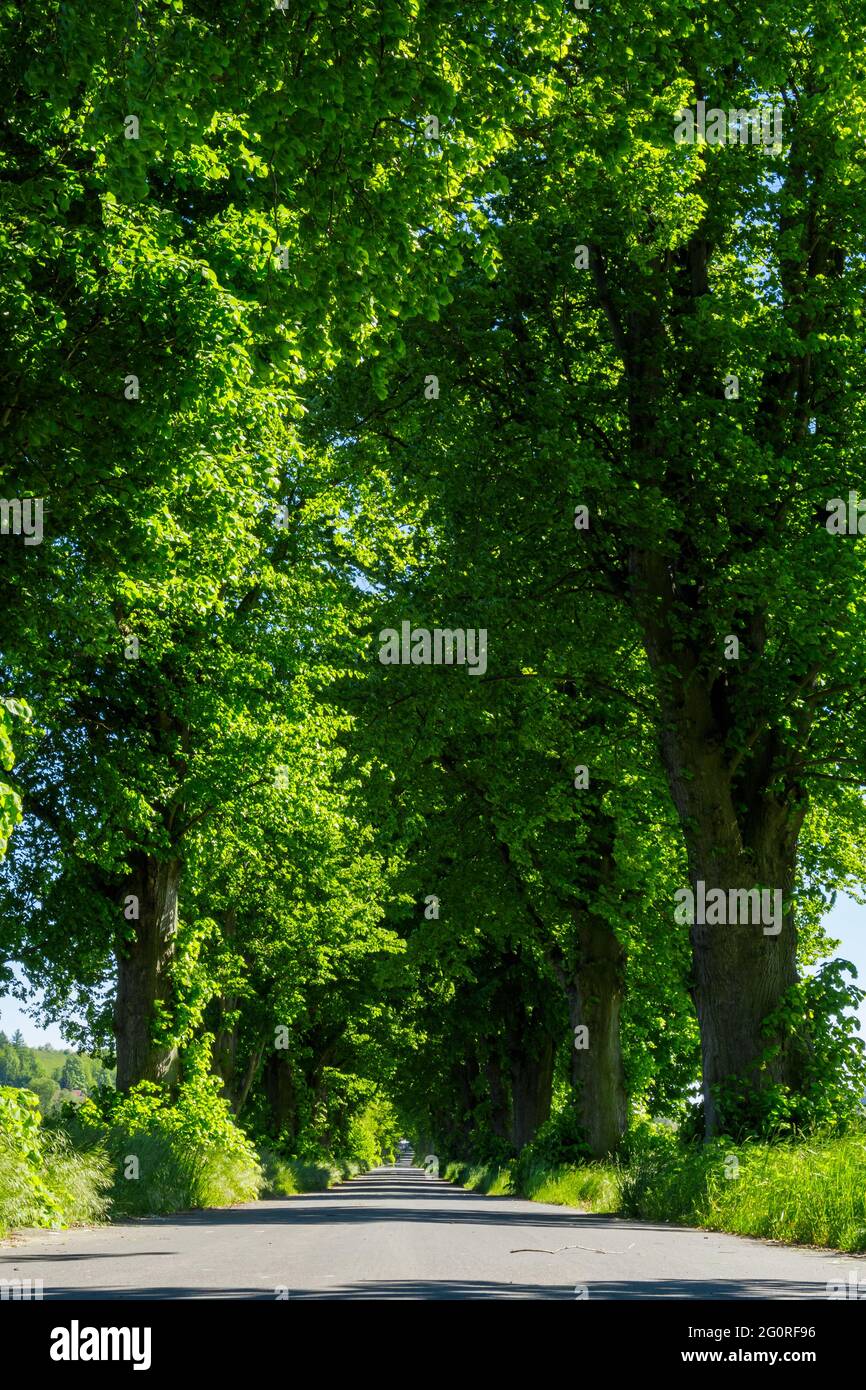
[[2, 1165, 862, 1300]]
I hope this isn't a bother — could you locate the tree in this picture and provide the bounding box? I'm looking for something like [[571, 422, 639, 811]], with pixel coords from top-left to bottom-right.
[[59, 1055, 87, 1093], [0, 0, 545, 1087], [304, 0, 866, 1139]]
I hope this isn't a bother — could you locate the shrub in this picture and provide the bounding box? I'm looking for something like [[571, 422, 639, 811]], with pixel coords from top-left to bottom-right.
[[72, 1061, 262, 1217], [0, 1085, 109, 1236], [258, 1150, 340, 1196], [515, 1107, 593, 1176]]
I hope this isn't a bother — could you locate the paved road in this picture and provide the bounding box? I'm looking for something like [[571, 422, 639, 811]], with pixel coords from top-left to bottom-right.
[[2, 1166, 862, 1300]]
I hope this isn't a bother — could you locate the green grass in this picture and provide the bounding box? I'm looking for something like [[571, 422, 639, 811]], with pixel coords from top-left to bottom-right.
[[445, 1132, 866, 1253], [521, 1161, 621, 1212], [620, 1133, 866, 1252], [104, 1132, 263, 1218], [258, 1150, 367, 1197], [259, 1152, 340, 1196], [0, 1129, 111, 1237], [442, 1162, 513, 1195]]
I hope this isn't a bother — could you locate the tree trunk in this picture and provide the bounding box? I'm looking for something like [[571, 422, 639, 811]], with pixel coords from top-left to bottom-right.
[[509, 1033, 555, 1151], [568, 912, 627, 1157], [213, 909, 239, 1104], [631, 572, 806, 1135], [114, 854, 181, 1091], [688, 840, 800, 1135], [233, 1040, 265, 1118], [483, 1054, 511, 1143], [264, 1050, 298, 1142]]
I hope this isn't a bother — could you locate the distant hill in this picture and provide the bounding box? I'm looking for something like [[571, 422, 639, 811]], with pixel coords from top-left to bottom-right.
[[0, 1030, 114, 1114]]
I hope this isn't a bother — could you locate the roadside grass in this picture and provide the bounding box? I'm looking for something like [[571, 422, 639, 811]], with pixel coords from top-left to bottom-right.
[[522, 1161, 621, 1212], [442, 1163, 512, 1196], [259, 1152, 341, 1196], [445, 1132, 866, 1253], [620, 1132, 866, 1252], [0, 1123, 111, 1238], [259, 1150, 368, 1197], [102, 1132, 263, 1218]]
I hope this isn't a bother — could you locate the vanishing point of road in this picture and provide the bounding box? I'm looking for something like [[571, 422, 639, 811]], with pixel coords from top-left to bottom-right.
[[2, 1165, 862, 1300]]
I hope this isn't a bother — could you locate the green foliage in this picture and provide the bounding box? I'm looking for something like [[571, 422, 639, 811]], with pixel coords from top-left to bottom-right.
[[2, 0, 866, 1232], [713, 961, 866, 1138], [73, 1054, 262, 1216], [0, 699, 26, 862], [0, 1031, 113, 1113], [512, 1108, 594, 1182], [0, 1086, 109, 1236], [258, 1153, 342, 1197], [344, 1095, 401, 1171]]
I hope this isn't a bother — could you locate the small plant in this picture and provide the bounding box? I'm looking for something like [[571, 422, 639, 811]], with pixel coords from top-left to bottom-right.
[[71, 1046, 262, 1216], [0, 1086, 109, 1236]]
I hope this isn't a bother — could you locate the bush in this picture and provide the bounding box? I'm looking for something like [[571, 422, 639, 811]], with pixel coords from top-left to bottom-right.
[[258, 1151, 341, 1196], [713, 960, 866, 1138], [72, 1065, 262, 1217], [0, 1085, 109, 1236], [514, 1107, 593, 1178]]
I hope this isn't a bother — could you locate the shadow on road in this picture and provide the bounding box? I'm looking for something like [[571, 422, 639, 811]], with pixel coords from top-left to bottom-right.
[[7, 1169, 856, 1301], [34, 1276, 832, 1300]]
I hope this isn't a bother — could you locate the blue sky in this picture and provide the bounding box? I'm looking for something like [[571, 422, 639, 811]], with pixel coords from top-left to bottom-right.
[[2, 894, 864, 1048]]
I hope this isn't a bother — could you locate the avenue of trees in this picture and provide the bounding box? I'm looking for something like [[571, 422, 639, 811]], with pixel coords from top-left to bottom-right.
[[1, 0, 865, 1170]]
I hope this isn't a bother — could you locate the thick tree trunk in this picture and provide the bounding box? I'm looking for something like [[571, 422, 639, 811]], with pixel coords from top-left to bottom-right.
[[264, 1050, 298, 1141], [114, 854, 181, 1091], [509, 1034, 555, 1151], [595, 194, 826, 1140], [632, 569, 806, 1134], [483, 1055, 511, 1143], [568, 913, 627, 1157], [689, 840, 800, 1135], [455, 1056, 479, 1155]]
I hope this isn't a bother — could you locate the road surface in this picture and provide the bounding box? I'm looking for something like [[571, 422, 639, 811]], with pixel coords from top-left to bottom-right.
[[2, 1165, 862, 1299]]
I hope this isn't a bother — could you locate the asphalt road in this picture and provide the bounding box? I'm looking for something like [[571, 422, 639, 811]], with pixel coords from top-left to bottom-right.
[[2, 1165, 863, 1300]]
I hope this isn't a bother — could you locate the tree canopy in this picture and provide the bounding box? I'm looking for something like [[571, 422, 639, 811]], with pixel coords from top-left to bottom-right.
[[1, 0, 864, 1165]]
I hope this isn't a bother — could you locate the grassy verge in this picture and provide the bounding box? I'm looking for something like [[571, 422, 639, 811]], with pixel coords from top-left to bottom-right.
[[0, 1087, 111, 1238], [441, 1162, 513, 1196], [259, 1151, 365, 1196], [0, 1127, 111, 1238], [102, 1132, 263, 1218], [444, 1132, 866, 1253]]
